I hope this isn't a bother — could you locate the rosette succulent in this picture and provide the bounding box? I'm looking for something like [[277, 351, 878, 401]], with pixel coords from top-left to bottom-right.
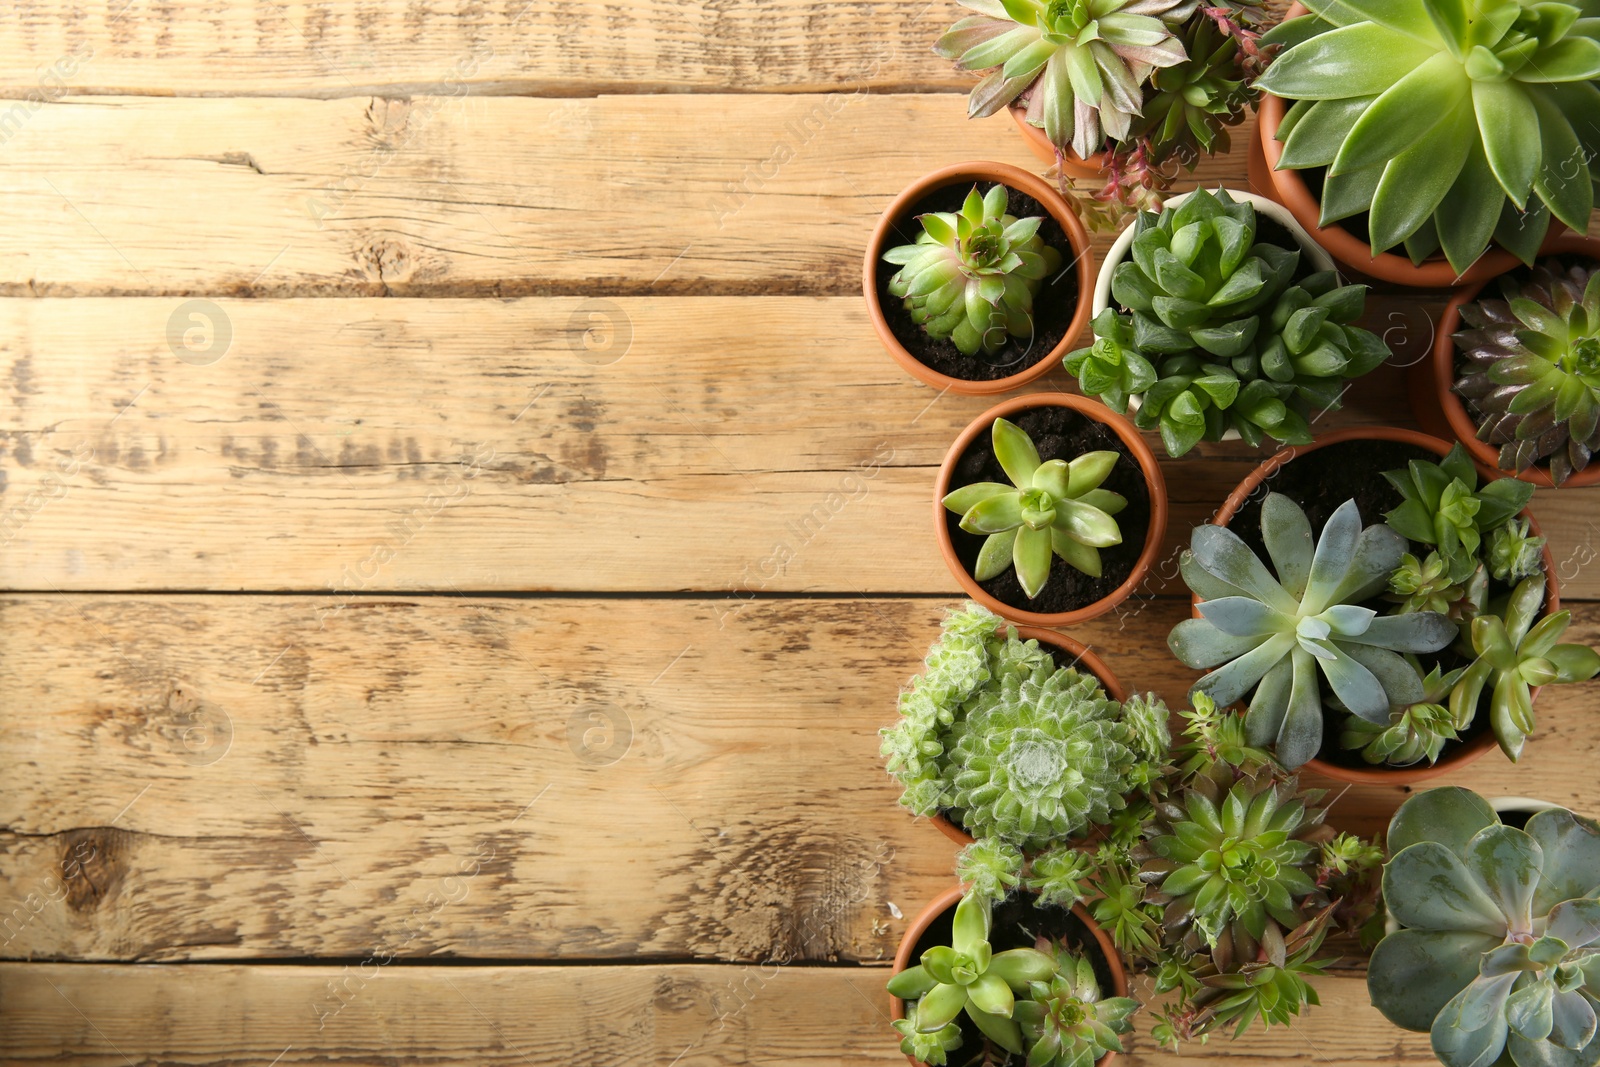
[[888, 892, 1059, 1056], [1338, 658, 1466, 767], [1132, 14, 1256, 164], [1383, 444, 1537, 583], [1368, 787, 1600, 1067], [1015, 946, 1140, 1066], [1489, 517, 1549, 583], [1450, 574, 1600, 760], [1454, 257, 1600, 484], [935, 0, 1195, 160], [1258, 0, 1600, 275], [885, 184, 1063, 357], [1388, 552, 1487, 620], [942, 418, 1127, 596], [1169, 494, 1458, 768]]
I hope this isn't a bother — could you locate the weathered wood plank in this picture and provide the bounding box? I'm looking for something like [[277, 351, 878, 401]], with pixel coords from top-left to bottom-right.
[[2, 595, 1596, 963], [0, 94, 1256, 298], [0, 962, 1441, 1065], [4, 296, 1598, 597]]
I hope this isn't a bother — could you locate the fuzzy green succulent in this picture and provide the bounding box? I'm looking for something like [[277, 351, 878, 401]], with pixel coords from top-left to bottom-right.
[[1338, 657, 1467, 767], [1368, 787, 1600, 1067], [1137, 760, 1332, 965], [959, 838, 1028, 902], [1259, 0, 1600, 275], [1383, 444, 1537, 584], [1455, 257, 1600, 485], [1169, 494, 1459, 768], [935, 0, 1195, 160], [889, 893, 1060, 1056], [1450, 573, 1600, 761], [943, 418, 1127, 597], [1015, 946, 1140, 1067], [885, 185, 1063, 358], [1066, 190, 1389, 457], [1489, 517, 1549, 583], [948, 665, 1144, 850]]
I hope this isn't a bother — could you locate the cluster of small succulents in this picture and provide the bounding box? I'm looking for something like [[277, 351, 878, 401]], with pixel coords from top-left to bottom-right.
[[1168, 445, 1599, 771], [943, 419, 1128, 598], [885, 185, 1064, 357], [1065, 190, 1390, 456], [1455, 257, 1600, 485]]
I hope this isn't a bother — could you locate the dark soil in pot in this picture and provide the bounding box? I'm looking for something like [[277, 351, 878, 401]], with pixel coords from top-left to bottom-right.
[[876, 182, 1081, 383], [945, 404, 1151, 615], [1222, 438, 1546, 770], [907, 895, 1115, 1065]]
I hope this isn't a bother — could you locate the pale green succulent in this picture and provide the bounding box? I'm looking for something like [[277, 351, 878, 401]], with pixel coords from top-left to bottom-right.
[[892, 1018, 965, 1065], [943, 418, 1127, 597], [1015, 946, 1140, 1067], [1169, 493, 1458, 768], [958, 838, 1027, 902], [1489, 516, 1548, 583], [1368, 787, 1600, 1067], [1389, 551, 1486, 620], [1338, 657, 1467, 767], [885, 185, 1063, 357]]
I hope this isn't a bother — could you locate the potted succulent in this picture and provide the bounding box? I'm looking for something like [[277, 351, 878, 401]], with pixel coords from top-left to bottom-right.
[[1422, 234, 1600, 487], [1063, 187, 1390, 457], [934, 394, 1168, 625], [880, 603, 1154, 848], [865, 163, 1094, 395], [934, 1, 1275, 220], [888, 692, 1384, 1062], [1367, 786, 1600, 1067], [888, 888, 1134, 1066], [1168, 427, 1600, 780], [1252, 0, 1600, 288]]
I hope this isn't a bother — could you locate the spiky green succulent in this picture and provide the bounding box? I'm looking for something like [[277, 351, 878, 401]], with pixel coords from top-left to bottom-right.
[[1258, 0, 1600, 275], [885, 185, 1063, 358], [1015, 946, 1140, 1067], [888, 892, 1060, 1057], [1066, 190, 1389, 457], [943, 418, 1127, 596], [1489, 516, 1549, 583], [1383, 444, 1538, 584], [1455, 257, 1600, 485], [1132, 14, 1256, 163], [1368, 787, 1600, 1067], [1169, 494, 1459, 768], [948, 666, 1145, 850], [959, 838, 1028, 902], [1339, 657, 1467, 767], [1450, 573, 1600, 760], [935, 0, 1196, 160]]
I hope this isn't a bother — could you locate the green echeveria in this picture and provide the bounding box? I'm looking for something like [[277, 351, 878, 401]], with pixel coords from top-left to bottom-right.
[[1382, 443, 1537, 584], [943, 418, 1127, 597], [1456, 258, 1600, 485], [1259, 0, 1600, 275], [885, 184, 1063, 357], [1014, 946, 1140, 1067], [934, 0, 1195, 159], [1169, 493, 1458, 768], [1369, 787, 1600, 1067]]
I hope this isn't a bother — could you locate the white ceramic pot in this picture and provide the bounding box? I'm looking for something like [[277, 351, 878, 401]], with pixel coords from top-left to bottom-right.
[[1095, 188, 1338, 439]]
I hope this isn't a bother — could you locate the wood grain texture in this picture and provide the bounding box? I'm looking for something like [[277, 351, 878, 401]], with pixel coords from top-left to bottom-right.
[[3, 296, 1599, 596], [2, 595, 1596, 963], [0, 94, 1257, 298], [0, 962, 1439, 1065]]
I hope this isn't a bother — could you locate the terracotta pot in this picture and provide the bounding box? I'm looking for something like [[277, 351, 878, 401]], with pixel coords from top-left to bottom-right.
[[1008, 107, 1106, 180], [1254, 5, 1523, 289], [1414, 233, 1600, 489], [935, 393, 1169, 627], [1207, 426, 1559, 785], [888, 884, 1129, 1067], [865, 161, 1094, 396], [930, 625, 1130, 847]]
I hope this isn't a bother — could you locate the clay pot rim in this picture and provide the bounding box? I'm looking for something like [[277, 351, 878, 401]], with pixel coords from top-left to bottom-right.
[[1431, 233, 1600, 489], [934, 392, 1169, 627], [1205, 425, 1559, 786], [1008, 107, 1107, 180], [863, 161, 1095, 396], [930, 623, 1130, 848], [888, 884, 1130, 1067], [1255, 9, 1524, 289]]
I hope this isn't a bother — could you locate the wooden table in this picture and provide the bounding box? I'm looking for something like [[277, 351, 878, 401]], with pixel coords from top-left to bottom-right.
[[1, 3, 1596, 1064]]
